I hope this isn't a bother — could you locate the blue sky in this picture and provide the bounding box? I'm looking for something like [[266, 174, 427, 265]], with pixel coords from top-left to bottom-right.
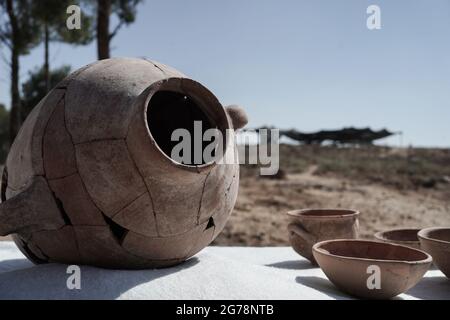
[[1, 0, 450, 147]]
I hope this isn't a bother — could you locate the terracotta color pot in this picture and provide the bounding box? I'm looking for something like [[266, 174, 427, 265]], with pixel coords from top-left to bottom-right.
[[374, 228, 421, 250], [287, 209, 359, 264], [0, 58, 247, 269], [313, 239, 432, 299], [418, 227, 450, 278]]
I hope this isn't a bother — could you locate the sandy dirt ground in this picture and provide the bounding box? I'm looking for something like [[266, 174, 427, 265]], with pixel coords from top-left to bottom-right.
[[213, 164, 450, 245]]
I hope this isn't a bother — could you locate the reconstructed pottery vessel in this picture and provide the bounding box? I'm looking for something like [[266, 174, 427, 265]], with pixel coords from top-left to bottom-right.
[[313, 239, 432, 299], [0, 58, 247, 269], [287, 209, 359, 264], [418, 227, 450, 278], [374, 228, 421, 250]]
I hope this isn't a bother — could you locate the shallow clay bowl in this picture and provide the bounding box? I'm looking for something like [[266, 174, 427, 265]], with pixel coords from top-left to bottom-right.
[[375, 228, 421, 250], [313, 239, 432, 299], [418, 227, 450, 278]]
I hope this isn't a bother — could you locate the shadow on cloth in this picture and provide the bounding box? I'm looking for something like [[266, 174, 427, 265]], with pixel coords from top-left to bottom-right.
[[0, 257, 199, 299], [405, 275, 450, 300], [0, 258, 34, 273], [295, 276, 353, 300], [266, 260, 316, 270]]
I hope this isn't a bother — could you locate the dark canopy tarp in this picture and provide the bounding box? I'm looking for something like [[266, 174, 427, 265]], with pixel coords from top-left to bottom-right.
[[249, 127, 395, 145]]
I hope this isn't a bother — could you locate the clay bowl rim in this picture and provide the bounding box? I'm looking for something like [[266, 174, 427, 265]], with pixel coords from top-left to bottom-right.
[[287, 208, 359, 220], [313, 239, 432, 265], [418, 227, 450, 245], [374, 228, 421, 246]]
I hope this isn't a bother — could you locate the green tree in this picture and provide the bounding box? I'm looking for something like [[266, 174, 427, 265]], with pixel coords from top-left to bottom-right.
[[31, 1, 94, 92], [21, 65, 71, 121], [0, 0, 41, 144], [95, 0, 143, 60]]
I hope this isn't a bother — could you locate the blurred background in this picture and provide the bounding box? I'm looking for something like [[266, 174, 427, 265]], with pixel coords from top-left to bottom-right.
[[1, 0, 449, 244]]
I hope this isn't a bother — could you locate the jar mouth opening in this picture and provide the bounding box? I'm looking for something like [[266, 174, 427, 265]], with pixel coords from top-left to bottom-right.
[[143, 78, 230, 171]]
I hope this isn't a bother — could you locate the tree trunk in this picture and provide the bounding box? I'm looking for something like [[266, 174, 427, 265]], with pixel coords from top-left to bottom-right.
[[6, 0, 21, 145], [9, 47, 20, 145], [97, 0, 111, 60], [44, 22, 50, 93]]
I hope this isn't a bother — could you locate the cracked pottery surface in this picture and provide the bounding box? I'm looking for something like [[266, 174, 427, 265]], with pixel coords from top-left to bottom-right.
[[0, 58, 246, 269]]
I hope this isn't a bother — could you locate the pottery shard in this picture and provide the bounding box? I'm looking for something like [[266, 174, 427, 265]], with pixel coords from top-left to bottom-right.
[[31, 226, 80, 264], [0, 177, 65, 236], [48, 173, 106, 226], [122, 220, 210, 261], [111, 192, 157, 237], [198, 157, 239, 239], [198, 163, 228, 224], [147, 174, 206, 236], [26, 240, 48, 261], [5, 107, 39, 191], [73, 226, 151, 269], [43, 96, 77, 179], [6, 89, 65, 191], [145, 59, 188, 78], [12, 234, 48, 263], [65, 58, 179, 144], [212, 165, 239, 239], [187, 223, 215, 258], [200, 135, 239, 238], [5, 186, 21, 199], [55, 61, 96, 89], [75, 139, 147, 216]]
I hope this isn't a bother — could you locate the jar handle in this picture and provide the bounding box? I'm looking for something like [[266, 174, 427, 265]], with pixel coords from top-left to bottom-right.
[[288, 223, 315, 244], [225, 105, 248, 130]]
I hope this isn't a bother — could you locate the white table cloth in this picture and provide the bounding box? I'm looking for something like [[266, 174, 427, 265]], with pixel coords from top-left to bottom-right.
[[0, 242, 448, 299]]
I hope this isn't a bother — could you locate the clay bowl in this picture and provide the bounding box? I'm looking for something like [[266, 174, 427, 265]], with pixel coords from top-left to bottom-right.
[[418, 227, 450, 278], [374, 228, 421, 250], [313, 239, 432, 299]]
